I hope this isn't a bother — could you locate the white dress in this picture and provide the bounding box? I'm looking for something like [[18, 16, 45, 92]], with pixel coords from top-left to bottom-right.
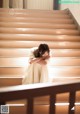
[[22, 47, 50, 84]]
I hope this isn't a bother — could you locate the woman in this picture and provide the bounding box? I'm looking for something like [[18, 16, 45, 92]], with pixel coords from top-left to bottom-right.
[[22, 44, 50, 84]]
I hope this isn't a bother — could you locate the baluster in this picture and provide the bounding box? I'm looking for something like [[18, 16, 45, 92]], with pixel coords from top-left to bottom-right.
[[49, 94, 56, 114], [69, 91, 75, 114], [27, 98, 34, 114]]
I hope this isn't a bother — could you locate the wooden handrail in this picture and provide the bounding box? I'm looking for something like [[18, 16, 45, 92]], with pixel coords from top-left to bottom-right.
[[0, 80, 80, 114]]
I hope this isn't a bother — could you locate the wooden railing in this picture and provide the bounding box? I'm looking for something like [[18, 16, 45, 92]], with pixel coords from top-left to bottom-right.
[[0, 81, 80, 114]]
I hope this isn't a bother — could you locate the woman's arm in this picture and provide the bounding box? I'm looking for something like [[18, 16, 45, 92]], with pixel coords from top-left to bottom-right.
[[29, 55, 50, 65], [29, 57, 43, 64], [37, 55, 50, 65], [37, 59, 47, 65]]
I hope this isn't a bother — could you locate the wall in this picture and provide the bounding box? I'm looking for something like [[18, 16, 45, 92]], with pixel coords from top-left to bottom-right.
[[60, 3, 80, 26], [2, 0, 53, 10], [26, 0, 53, 10]]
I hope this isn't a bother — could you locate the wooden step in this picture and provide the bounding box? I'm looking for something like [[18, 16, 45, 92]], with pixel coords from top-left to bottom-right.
[[49, 66, 80, 78], [0, 34, 80, 41], [0, 22, 77, 29], [0, 17, 73, 24], [0, 28, 79, 35], [0, 8, 68, 14], [0, 78, 22, 87], [0, 57, 80, 67], [0, 13, 70, 18], [0, 67, 80, 77], [0, 49, 80, 57], [49, 57, 80, 66], [0, 67, 24, 75], [0, 41, 80, 49]]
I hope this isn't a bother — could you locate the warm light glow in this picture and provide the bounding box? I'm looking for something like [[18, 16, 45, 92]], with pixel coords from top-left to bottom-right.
[[55, 102, 80, 106], [6, 102, 80, 107], [56, 31, 62, 34], [15, 57, 29, 67], [59, 42, 67, 46], [6, 104, 25, 106], [55, 103, 69, 106]]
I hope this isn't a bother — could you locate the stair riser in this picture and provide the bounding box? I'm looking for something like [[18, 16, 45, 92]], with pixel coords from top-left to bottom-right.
[[0, 58, 80, 67], [0, 49, 80, 57]]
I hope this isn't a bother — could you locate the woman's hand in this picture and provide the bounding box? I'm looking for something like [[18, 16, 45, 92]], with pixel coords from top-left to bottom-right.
[[29, 55, 50, 65], [37, 55, 50, 65], [42, 55, 50, 60]]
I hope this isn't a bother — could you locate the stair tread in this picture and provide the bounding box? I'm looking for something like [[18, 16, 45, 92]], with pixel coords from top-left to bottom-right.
[[0, 41, 80, 49], [0, 34, 80, 41], [0, 22, 77, 29], [0, 28, 79, 35], [0, 17, 73, 24]]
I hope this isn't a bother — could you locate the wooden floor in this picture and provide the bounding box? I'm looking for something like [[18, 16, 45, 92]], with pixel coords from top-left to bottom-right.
[[0, 8, 80, 114]]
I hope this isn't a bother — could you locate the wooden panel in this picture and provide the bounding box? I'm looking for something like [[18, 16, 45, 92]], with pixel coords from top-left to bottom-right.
[[0, 28, 79, 35], [76, 91, 80, 102], [0, 22, 77, 29], [0, 78, 22, 87], [75, 106, 80, 114], [0, 17, 74, 24], [0, 13, 70, 18], [0, 34, 80, 41], [0, 41, 80, 49], [56, 93, 69, 103], [55, 106, 68, 114], [0, 49, 80, 57], [7, 106, 26, 114], [0, 57, 80, 67], [0, 67, 80, 77]]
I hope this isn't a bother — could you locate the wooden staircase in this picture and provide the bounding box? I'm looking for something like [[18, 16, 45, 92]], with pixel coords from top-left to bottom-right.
[[0, 8, 80, 114]]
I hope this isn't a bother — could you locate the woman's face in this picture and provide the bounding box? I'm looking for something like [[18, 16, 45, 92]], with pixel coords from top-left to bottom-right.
[[42, 51, 49, 57]]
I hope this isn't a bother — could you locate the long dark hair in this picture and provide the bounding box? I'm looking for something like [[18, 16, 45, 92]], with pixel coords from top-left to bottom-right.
[[33, 44, 50, 58]]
